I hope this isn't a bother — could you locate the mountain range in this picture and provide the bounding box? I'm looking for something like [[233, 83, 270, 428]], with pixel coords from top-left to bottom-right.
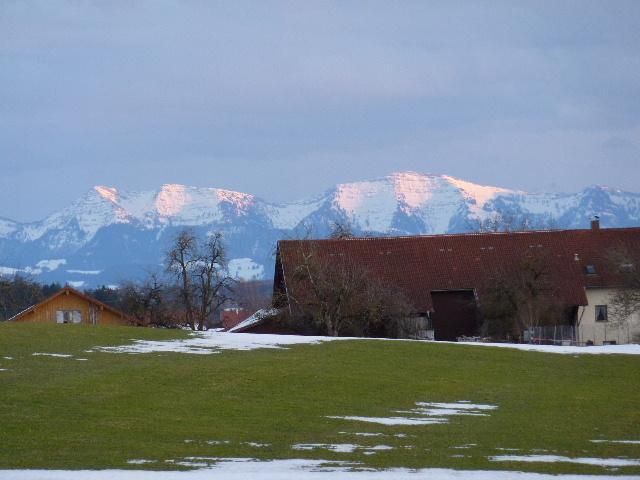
[[1, 172, 639, 288]]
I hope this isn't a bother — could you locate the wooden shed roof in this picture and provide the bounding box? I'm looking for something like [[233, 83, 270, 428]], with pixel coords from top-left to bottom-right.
[[8, 286, 130, 322]]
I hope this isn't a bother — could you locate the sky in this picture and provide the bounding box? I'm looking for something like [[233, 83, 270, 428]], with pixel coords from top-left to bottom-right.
[[1, 1, 639, 222]]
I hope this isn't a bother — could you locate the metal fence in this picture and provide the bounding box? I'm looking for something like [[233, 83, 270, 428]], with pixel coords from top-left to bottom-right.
[[524, 325, 577, 345]]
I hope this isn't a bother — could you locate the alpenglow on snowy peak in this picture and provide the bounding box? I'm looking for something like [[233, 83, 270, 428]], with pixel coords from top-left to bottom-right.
[[1, 172, 639, 288]]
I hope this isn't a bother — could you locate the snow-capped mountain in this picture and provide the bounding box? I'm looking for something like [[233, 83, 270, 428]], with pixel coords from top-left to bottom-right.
[[1, 172, 639, 288]]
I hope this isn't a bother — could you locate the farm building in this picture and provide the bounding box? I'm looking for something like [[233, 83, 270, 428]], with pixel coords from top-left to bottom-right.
[[271, 219, 640, 345], [220, 307, 251, 330], [8, 286, 131, 326]]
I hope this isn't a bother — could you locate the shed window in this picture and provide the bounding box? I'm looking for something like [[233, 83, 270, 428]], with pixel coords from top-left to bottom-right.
[[56, 310, 82, 324], [585, 265, 597, 275], [595, 305, 608, 322]]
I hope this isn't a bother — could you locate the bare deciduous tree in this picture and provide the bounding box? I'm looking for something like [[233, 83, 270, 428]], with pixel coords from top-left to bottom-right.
[[166, 229, 234, 330], [120, 274, 175, 327], [166, 230, 198, 329], [480, 252, 565, 339], [607, 248, 640, 329], [283, 241, 417, 337], [193, 233, 235, 331]]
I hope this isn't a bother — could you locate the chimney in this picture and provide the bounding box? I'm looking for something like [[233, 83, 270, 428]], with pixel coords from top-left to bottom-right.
[[591, 216, 600, 231]]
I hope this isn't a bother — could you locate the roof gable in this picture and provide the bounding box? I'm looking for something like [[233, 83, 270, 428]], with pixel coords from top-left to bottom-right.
[[8, 286, 129, 322]]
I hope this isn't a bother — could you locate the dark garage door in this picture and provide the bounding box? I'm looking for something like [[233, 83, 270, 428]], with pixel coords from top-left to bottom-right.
[[431, 290, 479, 341]]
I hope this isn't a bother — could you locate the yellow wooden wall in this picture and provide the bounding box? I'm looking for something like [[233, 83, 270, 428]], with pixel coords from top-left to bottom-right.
[[14, 290, 128, 325]]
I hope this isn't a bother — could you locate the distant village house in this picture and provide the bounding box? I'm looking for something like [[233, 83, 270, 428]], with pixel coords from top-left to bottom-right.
[[8, 286, 130, 325]]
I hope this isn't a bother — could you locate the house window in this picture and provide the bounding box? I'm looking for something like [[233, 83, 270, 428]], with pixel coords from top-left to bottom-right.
[[595, 305, 608, 322], [56, 310, 82, 324]]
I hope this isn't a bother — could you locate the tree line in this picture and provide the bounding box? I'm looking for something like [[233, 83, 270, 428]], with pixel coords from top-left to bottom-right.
[[2, 223, 638, 342], [0, 229, 272, 328]]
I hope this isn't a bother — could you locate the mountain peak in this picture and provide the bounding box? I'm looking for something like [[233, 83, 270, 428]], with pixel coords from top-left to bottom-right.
[[93, 185, 119, 204], [1, 172, 639, 288]]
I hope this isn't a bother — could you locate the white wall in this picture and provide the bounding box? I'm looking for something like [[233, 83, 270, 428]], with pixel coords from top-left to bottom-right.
[[577, 288, 640, 345]]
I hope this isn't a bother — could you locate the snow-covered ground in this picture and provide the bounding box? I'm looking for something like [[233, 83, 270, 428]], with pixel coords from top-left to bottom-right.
[[89, 330, 640, 356], [2, 459, 640, 480], [454, 341, 640, 355], [89, 332, 352, 355]]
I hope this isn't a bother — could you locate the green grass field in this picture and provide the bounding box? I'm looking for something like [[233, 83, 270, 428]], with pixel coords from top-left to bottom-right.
[[0, 323, 638, 475]]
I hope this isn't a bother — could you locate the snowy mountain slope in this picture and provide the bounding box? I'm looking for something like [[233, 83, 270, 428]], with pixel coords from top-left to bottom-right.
[[0, 217, 17, 238], [1, 172, 639, 288]]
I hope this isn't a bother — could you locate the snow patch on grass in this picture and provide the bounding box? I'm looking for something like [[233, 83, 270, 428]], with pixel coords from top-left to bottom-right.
[[32, 353, 74, 358], [90, 331, 347, 355], [2, 458, 639, 479], [330, 401, 497, 426], [591, 440, 640, 445], [292, 444, 394, 455], [455, 341, 640, 355], [90, 331, 640, 356], [490, 455, 640, 467], [328, 416, 447, 426], [293, 443, 360, 453]]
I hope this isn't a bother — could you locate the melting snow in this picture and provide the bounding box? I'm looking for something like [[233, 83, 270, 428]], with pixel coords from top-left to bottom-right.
[[328, 416, 448, 426], [90, 331, 347, 355], [455, 341, 640, 355], [490, 455, 640, 467], [292, 444, 393, 454], [329, 401, 498, 427], [127, 459, 156, 465], [2, 459, 638, 479], [88, 331, 640, 357], [293, 444, 360, 453], [591, 440, 640, 445], [32, 353, 74, 358]]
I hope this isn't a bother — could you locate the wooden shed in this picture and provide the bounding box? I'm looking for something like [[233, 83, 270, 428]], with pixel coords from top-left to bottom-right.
[[8, 286, 131, 326]]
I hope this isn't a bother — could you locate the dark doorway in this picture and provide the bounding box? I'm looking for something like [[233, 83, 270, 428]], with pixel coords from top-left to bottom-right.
[[431, 290, 479, 341]]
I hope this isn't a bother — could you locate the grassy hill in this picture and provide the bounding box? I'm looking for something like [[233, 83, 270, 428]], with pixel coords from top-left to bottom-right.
[[0, 323, 638, 475]]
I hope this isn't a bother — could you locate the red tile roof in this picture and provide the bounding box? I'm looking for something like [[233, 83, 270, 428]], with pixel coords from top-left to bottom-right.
[[275, 226, 640, 312]]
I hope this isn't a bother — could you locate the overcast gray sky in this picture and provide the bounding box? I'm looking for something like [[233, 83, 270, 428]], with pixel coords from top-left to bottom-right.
[[1, 1, 639, 221]]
